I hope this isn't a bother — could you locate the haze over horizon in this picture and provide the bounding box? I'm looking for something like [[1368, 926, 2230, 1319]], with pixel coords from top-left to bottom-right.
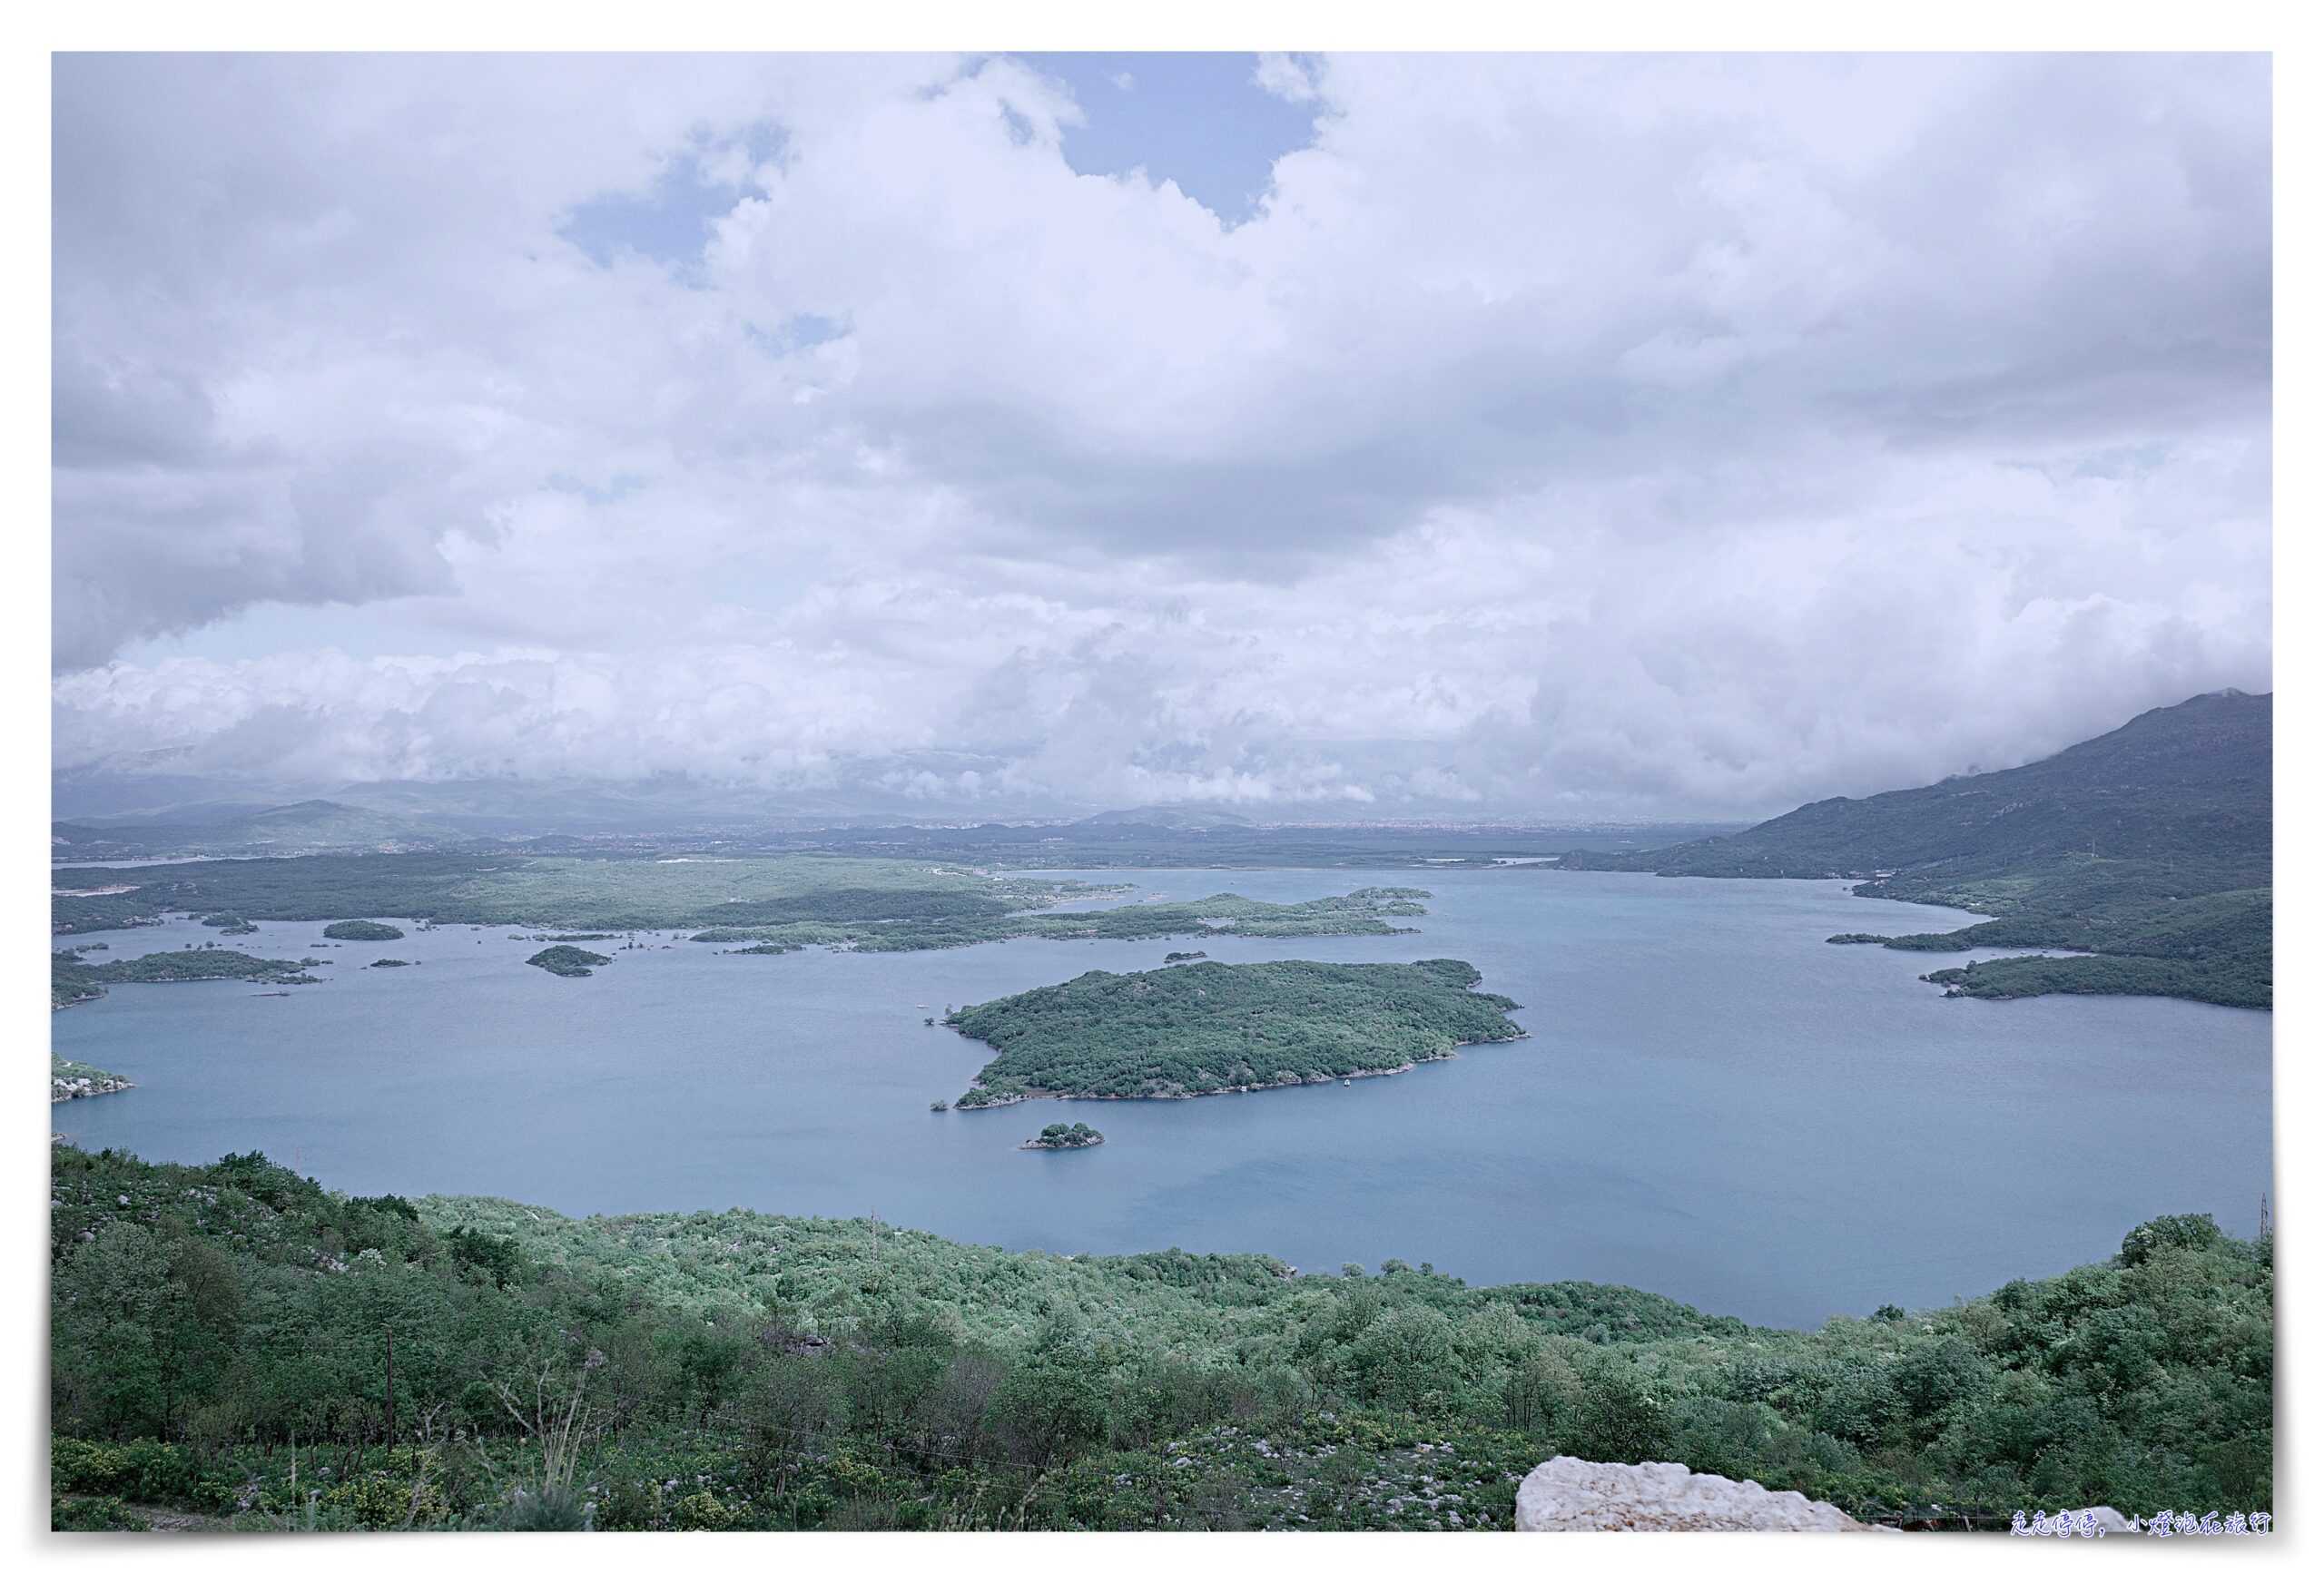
[[53, 53, 2271, 824]]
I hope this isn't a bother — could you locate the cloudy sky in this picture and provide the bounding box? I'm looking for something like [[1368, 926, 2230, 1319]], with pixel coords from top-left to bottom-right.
[[51, 52, 2271, 821]]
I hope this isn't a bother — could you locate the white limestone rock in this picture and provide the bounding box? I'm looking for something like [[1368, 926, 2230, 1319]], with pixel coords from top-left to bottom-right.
[[1514, 1456, 1881, 1532]]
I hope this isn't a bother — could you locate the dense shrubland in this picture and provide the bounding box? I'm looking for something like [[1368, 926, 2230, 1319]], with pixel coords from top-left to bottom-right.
[[50, 1145, 2270, 1530]]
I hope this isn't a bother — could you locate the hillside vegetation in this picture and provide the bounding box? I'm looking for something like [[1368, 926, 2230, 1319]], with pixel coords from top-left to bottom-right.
[[48, 1145, 2270, 1531], [1565, 693, 2271, 1008], [947, 959, 1524, 1107]]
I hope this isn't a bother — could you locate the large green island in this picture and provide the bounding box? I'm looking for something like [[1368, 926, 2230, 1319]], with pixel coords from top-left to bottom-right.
[[947, 959, 1525, 1108]]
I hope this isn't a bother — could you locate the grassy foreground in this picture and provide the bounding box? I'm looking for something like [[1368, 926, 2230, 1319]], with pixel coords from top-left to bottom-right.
[[50, 1145, 2270, 1531]]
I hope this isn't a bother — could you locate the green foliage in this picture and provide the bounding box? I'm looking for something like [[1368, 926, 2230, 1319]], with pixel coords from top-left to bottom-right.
[[325, 919, 405, 940], [1026, 1123, 1104, 1149], [527, 946, 613, 978], [1921, 945, 2270, 1009], [53, 1494, 149, 1530], [52, 1436, 236, 1512], [1568, 692, 2271, 1008], [949, 958, 1524, 1104], [2119, 1213, 2226, 1266], [49, 1144, 2273, 1530]]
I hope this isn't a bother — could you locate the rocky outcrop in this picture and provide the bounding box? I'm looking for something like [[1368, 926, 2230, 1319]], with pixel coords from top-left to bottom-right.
[[1514, 1457, 1882, 1532]]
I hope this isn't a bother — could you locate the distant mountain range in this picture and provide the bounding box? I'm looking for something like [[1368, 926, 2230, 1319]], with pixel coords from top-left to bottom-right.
[[51, 800, 457, 861], [1565, 691, 2270, 1008], [1069, 805, 1256, 831]]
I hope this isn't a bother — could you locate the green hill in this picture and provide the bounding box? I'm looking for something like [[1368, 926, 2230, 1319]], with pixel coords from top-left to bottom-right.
[[1564, 692, 2270, 1008], [46, 1144, 2272, 1530]]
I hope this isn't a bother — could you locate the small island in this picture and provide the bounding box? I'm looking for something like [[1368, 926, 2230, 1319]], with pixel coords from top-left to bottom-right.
[[1826, 932, 1890, 945], [527, 945, 613, 978], [324, 919, 405, 941], [1163, 950, 1207, 962], [948, 958, 1526, 1107], [368, 958, 412, 968], [201, 911, 259, 935], [1021, 1122, 1104, 1150]]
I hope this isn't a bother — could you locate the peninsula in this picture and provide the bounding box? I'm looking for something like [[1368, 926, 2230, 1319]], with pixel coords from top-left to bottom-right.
[[52, 949, 321, 1011], [51, 1056, 133, 1102], [1562, 692, 2270, 1008]]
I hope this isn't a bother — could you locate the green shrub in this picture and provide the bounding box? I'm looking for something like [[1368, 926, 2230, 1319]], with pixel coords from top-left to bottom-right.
[[53, 1494, 147, 1530], [50, 1437, 231, 1512]]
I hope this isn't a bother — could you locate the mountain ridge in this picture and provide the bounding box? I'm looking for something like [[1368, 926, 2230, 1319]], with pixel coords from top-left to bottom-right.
[[1561, 692, 2271, 1008]]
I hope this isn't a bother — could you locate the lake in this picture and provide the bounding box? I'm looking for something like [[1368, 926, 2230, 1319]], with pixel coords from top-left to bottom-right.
[[50, 866, 2272, 1329]]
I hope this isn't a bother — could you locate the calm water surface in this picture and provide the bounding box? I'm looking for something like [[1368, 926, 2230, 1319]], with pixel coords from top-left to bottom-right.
[[52, 868, 2271, 1328]]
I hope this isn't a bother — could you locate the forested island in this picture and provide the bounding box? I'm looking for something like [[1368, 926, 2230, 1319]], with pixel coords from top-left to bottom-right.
[[52, 949, 321, 1011], [47, 1143, 2270, 1531], [1565, 692, 2271, 1008], [947, 959, 1524, 1108], [323, 919, 405, 941], [1021, 1122, 1104, 1150], [527, 946, 613, 978]]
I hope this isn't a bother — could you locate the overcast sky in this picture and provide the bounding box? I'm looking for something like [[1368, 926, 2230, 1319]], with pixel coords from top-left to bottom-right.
[[51, 52, 2271, 820]]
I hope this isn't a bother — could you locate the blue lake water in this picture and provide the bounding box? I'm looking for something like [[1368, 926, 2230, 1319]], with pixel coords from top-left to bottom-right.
[[51, 867, 2272, 1329]]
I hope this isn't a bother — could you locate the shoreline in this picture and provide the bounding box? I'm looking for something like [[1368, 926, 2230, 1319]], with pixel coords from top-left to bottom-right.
[[954, 1030, 1532, 1108]]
